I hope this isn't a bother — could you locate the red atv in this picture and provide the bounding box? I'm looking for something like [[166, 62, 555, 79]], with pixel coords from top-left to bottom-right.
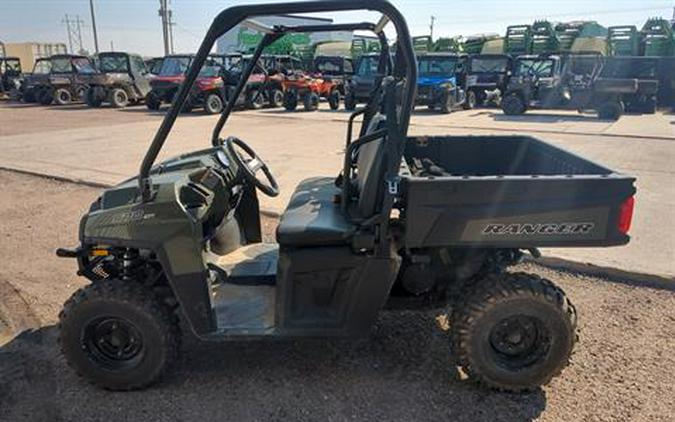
[[281, 71, 341, 112]]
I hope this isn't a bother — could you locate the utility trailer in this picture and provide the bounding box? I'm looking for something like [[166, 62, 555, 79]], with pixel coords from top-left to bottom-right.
[[56, 0, 636, 394]]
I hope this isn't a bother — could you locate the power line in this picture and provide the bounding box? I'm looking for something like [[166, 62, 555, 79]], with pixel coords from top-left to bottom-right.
[[62, 14, 85, 54]]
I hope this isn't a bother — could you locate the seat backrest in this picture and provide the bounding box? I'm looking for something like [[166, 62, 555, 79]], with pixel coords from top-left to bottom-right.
[[355, 114, 387, 217]]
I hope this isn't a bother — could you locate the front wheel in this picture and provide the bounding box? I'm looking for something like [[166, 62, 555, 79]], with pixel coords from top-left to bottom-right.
[[328, 89, 340, 110], [204, 93, 224, 114], [344, 92, 357, 111], [452, 272, 577, 392], [283, 90, 298, 111], [597, 101, 623, 121], [502, 93, 526, 116], [146, 92, 161, 111], [54, 88, 73, 106], [58, 280, 181, 391], [463, 90, 477, 110], [245, 89, 265, 110]]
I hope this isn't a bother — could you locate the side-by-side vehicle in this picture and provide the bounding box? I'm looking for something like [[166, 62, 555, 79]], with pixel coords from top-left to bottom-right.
[[85, 52, 152, 108], [57, 0, 636, 393]]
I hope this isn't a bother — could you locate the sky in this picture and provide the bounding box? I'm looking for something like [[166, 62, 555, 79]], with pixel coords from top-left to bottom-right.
[[1, 0, 673, 56]]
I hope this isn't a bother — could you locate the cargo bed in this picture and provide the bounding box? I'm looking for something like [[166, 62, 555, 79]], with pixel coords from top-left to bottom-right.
[[400, 136, 636, 248]]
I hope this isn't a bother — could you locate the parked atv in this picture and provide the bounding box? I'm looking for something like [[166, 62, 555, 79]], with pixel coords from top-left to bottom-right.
[[313, 55, 353, 95], [19, 58, 52, 103], [184, 63, 227, 114], [502, 53, 654, 121], [220, 54, 286, 110], [466, 54, 513, 107], [600, 56, 659, 114], [281, 71, 341, 111], [415, 53, 469, 113], [84, 52, 152, 108], [0, 56, 22, 99], [56, 0, 635, 395], [37, 54, 97, 106], [146, 55, 193, 110]]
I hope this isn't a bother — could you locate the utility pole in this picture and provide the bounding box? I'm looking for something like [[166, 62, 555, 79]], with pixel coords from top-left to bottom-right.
[[63, 14, 85, 54], [158, 0, 171, 55], [430, 15, 436, 40], [168, 9, 175, 54], [89, 0, 99, 53]]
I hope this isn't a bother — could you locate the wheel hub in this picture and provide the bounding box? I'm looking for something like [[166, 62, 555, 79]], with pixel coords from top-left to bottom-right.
[[83, 317, 144, 368], [489, 315, 549, 368]]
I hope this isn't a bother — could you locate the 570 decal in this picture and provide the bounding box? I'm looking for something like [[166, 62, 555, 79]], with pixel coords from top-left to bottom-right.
[[483, 222, 595, 236]]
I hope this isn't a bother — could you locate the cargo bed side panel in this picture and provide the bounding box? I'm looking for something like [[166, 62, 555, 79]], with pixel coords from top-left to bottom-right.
[[402, 176, 635, 249]]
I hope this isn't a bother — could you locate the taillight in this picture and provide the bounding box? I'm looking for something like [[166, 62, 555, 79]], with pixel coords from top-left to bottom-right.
[[618, 196, 635, 235]]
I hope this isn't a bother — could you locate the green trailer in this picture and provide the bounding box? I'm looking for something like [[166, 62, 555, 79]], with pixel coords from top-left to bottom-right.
[[505, 25, 532, 55], [608, 26, 641, 56], [641, 18, 674, 56], [531, 20, 560, 54]]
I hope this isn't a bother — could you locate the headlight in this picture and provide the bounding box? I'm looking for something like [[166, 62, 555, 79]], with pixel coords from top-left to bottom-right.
[[439, 82, 454, 89]]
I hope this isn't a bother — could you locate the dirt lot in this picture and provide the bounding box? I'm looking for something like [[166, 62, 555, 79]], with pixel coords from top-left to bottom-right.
[[1, 170, 674, 421]]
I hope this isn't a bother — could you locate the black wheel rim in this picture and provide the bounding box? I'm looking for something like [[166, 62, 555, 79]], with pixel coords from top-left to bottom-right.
[[83, 317, 145, 370], [488, 315, 551, 370]]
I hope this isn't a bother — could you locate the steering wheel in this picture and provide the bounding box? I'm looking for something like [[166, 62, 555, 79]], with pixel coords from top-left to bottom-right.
[[225, 137, 279, 197]]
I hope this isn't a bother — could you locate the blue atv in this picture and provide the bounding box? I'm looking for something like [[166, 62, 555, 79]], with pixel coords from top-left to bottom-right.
[[415, 53, 469, 113]]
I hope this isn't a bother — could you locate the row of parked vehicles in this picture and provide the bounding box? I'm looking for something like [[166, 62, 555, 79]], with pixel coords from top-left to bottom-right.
[[2, 44, 670, 121]]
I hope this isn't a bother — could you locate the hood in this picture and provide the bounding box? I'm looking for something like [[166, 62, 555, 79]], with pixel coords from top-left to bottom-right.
[[417, 75, 456, 87]]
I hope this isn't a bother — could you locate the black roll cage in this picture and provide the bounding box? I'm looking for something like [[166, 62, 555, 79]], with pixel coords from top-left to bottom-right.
[[138, 0, 417, 201]]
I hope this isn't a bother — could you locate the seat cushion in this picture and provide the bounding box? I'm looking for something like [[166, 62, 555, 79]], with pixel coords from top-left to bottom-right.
[[276, 177, 355, 247]]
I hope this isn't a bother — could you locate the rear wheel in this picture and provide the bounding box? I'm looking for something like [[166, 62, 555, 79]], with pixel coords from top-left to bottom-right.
[[58, 279, 180, 391], [204, 93, 224, 114], [245, 89, 265, 110], [23, 89, 36, 103], [463, 90, 477, 110], [268, 89, 284, 108], [109, 88, 129, 108], [146, 92, 161, 111], [85, 87, 104, 107], [452, 272, 577, 392], [502, 93, 526, 115], [54, 88, 73, 106], [597, 101, 623, 121], [303, 92, 320, 111], [328, 89, 340, 110], [283, 90, 298, 111], [38, 89, 54, 105]]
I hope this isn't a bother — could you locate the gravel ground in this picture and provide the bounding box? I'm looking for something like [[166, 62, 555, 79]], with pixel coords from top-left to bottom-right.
[[1, 170, 674, 422]]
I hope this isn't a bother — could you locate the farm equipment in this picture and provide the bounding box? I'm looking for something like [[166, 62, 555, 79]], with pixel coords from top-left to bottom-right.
[[463, 34, 500, 54], [505, 25, 532, 55], [601, 56, 659, 113], [0, 56, 22, 98], [84, 52, 152, 108], [466, 54, 513, 107], [415, 52, 469, 112], [608, 26, 641, 56], [36, 54, 97, 105], [641, 18, 675, 57], [530, 21, 560, 54], [56, 0, 635, 395], [502, 53, 653, 120]]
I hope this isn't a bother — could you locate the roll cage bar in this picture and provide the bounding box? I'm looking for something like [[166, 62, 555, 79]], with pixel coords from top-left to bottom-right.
[[139, 0, 417, 201]]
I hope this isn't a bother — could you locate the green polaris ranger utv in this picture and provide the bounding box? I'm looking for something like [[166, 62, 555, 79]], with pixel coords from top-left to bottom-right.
[[57, 0, 636, 392]]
